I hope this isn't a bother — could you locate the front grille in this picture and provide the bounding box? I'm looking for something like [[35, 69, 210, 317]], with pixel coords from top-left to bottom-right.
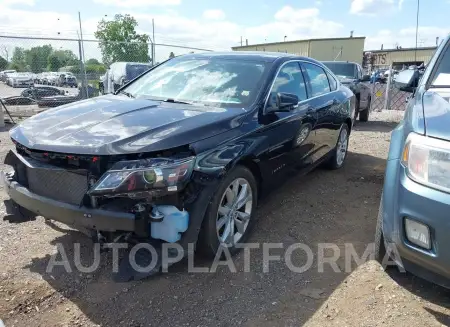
[[27, 167, 88, 205]]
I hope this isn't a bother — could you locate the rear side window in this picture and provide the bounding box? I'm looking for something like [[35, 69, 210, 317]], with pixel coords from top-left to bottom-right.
[[303, 63, 331, 97], [326, 71, 338, 91]]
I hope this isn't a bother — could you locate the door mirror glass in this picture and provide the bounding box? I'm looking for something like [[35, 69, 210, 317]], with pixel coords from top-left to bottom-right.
[[393, 69, 418, 93], [275, 92, 299, 111], [361, 74, 370, 82]]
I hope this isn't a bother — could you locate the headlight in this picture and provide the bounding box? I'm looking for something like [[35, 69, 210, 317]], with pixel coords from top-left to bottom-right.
[[401, 133, 450, 192], [89, 156, 195, 196]]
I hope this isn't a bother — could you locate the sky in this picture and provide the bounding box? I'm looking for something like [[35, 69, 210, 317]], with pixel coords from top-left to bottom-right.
[[0, 0, 448, 62]]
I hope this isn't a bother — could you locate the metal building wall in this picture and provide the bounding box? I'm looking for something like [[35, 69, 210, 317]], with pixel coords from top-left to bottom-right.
[[309, 37, 365, 65], [232, 40, 310, 56], [369, 48, 437, 68]]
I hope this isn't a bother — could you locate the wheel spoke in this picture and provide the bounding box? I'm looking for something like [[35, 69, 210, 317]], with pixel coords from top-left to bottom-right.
[[220, 218, 233, 243], [216, 216, 228, 230], [225, 187, 235, 204], [218, 205, 231, 216], [231, 179, 240, 201], [234, 217, 247, 234], [235, 183, 249, 208]]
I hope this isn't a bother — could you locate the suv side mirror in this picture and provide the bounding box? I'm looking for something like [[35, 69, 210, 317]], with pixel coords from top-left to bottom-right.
[[393, 69, 418, 93], [361, 74, 370, 82], [270, 92, 299, 112]]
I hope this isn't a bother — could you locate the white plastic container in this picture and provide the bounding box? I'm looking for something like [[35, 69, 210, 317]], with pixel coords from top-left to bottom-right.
[[150, 205, 189, 243]]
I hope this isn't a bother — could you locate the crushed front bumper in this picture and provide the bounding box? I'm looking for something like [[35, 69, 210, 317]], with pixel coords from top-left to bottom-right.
[[2, 171, 147, 234]]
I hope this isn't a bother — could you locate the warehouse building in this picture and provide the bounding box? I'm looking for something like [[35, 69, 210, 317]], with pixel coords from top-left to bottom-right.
[[232, 36, 366, 65], [365, 46, 437, 70]]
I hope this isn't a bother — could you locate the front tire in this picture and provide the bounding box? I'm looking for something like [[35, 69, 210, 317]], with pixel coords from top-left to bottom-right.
[[324, 124, 349, 170], [199, 165, 258, 258]]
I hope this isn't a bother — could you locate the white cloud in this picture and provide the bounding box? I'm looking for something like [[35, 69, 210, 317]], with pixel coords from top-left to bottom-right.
[[350, 0, 402, 16], [92, 0, 180, 7], [365, 26, 448, 50], [2, 0, 35, 5], [202, 9, 226, 21]]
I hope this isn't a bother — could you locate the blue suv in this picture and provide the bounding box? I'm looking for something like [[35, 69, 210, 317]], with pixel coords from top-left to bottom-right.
[[376, 36, 450, 287]]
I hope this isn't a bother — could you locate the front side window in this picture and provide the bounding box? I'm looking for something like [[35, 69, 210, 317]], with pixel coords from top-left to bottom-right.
[[267, 62, 307, 108], [124, 57, 269, 108], [303, 63, 331, 97]]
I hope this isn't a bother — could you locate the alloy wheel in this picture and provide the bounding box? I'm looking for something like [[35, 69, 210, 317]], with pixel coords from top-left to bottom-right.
[[336, 128, 349, 166], [216, 178, 253, 246]]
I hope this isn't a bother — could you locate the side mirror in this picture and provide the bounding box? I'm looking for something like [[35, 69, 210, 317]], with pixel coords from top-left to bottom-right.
[[393, 69, 419, 93], [275, 92, 299, 112], [361, 74, 370, 82]]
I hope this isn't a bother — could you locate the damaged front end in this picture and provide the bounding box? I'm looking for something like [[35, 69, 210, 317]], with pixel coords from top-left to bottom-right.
[[2, 142, 219, 281]]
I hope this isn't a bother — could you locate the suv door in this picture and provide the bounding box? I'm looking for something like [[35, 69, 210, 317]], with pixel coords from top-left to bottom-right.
[[259, 61, 318, 181], [301, 61, 340, 162]]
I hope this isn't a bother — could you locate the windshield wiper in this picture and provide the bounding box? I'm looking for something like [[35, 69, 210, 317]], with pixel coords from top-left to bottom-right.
[[118, 90, 135, 98], [161, 98, 193, 105]]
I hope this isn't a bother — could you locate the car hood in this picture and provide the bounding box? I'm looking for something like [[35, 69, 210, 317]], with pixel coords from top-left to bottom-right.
[[10, 94, 244, 155], [422, 89, 450, 141]]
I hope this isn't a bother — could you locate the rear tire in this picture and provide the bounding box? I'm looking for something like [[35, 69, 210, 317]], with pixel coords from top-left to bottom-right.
[[359, 108, 369, 122], [198, 165, 258, 258], [324, 124, 349, 170]]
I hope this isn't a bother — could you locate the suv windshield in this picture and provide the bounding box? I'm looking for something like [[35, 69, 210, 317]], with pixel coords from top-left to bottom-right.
[[322, 62, 356, 79], [430, 43, 450, 87], [123, 57, 269, 107]]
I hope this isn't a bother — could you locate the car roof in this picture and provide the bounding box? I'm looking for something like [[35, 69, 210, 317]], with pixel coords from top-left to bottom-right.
[[178, 51, 322, 64], [322, 61, 357, 65]]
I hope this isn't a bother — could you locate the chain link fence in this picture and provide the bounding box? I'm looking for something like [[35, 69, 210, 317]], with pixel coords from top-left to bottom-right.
[[369, 66, 410, 112], [0, 35, 213, 124]]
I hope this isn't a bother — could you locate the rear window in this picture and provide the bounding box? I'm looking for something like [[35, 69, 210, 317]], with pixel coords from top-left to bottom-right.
[[126, 64, 152, 80], [322, 62, 356, 79]]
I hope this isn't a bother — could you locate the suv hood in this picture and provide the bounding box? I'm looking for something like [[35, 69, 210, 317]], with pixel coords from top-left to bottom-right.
[[10, 94, 244, 155], [423, 89, 450, 141]]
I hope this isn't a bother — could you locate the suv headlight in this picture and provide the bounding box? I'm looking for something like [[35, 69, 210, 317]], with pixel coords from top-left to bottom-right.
[[89, 156, 195, 196], [402, 133, 450, 192]]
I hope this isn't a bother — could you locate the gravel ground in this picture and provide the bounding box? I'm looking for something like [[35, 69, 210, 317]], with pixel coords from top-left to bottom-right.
[[1, 110, 450, 327]]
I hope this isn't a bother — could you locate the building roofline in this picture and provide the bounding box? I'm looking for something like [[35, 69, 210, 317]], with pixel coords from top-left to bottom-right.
[[232, 36, 366, 49], [366, 46, 437, 53]]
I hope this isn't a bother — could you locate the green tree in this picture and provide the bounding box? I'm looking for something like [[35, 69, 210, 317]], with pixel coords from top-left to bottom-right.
[[95, 14, 150, 65], [86, 58, 101, 65], [10, 47, 27, 71], [169, 52, 175, 59], [25, 45, 53, 73], [47, 49, 78, 71], [0, 56, 7, 70]]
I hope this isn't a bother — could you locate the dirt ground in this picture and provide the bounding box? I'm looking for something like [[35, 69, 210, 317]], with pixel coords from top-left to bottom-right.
[[1, 111, 450, 327]]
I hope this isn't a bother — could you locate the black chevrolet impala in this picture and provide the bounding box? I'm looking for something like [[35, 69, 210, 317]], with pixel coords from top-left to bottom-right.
[[2, 52, 355, 277]]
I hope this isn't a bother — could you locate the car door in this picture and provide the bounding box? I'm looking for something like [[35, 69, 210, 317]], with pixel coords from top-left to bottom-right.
[[258, 61, 318, 181], [301, 61, 340, 162]]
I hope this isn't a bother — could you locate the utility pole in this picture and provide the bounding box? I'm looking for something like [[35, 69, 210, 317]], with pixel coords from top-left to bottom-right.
[[152, 18, 155, 65], [240, 36, 243, 46], [78, 12, 88, 98], [414, 0, 420, 63]]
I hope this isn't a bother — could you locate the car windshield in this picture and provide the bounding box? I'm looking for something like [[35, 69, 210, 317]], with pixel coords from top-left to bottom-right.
[[323, 62, 356, 79], [123, 57, 269, 108], [430, 43, 450, 87], [126, 64, 152, 80]]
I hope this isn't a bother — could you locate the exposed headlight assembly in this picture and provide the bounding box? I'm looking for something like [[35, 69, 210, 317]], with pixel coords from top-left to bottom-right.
[[89, 156, 195, 196], [401, 133, 450, 193]]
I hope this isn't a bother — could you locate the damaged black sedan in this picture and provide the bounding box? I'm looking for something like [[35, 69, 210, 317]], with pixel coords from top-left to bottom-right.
[[2, 52, 355, 277]]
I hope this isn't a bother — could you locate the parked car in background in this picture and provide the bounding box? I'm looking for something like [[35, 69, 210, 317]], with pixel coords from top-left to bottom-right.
[[108, 62, 152, 92], [376, 35, 450, 288], [42, 72, 59, 86], [1, 70, 16, 82], [57, 73, 78, 87], [8, 72, 34, 88], [21, 86, 66, 99], [2, 52, 355, 280], [322, 61, 372, 121]]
